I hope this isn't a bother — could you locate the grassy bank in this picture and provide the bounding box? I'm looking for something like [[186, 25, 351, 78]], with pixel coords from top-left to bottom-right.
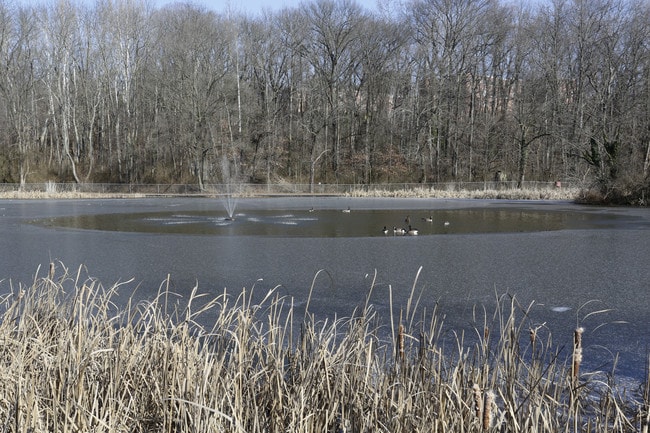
[[0, 186, 581, 201], [0, 191, 145, 199], [346, 186, 581, 201], [0, 265, 646, 432]]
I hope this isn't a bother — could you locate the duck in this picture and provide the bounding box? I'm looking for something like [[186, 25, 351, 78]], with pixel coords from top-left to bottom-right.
[[407, 225, 419, 235], [393, 226, 406, 235], [405, 215, 411, 224], [443, 221, 450, 226], [342, 206, 351, 213]]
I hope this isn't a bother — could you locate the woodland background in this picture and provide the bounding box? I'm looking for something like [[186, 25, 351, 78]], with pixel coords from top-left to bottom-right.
[[1, 0, 649, 203]]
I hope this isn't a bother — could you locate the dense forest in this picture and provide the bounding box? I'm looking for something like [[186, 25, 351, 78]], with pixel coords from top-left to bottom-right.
[[1, 0, 649, 202]]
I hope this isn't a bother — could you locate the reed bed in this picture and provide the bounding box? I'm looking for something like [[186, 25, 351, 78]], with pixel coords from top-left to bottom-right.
[[0, 265, 646, 432], [0, 191, 145, 199], [0, 185, 580, 201], [347, 186, 581, 201]]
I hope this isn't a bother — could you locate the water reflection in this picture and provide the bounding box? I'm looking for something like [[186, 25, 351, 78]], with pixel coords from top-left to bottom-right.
[[38, 207, 619, 237]]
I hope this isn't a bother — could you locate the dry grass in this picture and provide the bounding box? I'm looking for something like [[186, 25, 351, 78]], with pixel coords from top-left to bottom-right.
[[0, 264, 645, 432], [0, 185, 580, 201], [0, 190, 145, 199], [347, 186, 581, 201]]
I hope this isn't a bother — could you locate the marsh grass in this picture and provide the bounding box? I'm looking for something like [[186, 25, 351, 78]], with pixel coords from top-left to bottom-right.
[[347, 186, 581, 201], [0, 265, 645, 432], [0, 185, 580, 201], [0, 190, 144, 199]]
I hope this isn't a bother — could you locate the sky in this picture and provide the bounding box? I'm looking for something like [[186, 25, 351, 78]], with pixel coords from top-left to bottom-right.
[[152, 0, 382, 16], [14, 0, 382, 14]]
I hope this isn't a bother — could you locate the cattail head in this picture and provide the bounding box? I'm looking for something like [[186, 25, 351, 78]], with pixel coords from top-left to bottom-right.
[[572, 327, 584, 382], [572, 347, 583, 381], [529, 328, 536, 347], [574, 327, 584, 349], [472, 383, 483, 419], [483, 390, 495, 430]]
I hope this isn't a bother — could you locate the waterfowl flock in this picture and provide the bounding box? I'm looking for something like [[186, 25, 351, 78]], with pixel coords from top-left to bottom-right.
[[387, 213, 450, 236], [310, 206, 449, 236], [390, 224, 419, 236]]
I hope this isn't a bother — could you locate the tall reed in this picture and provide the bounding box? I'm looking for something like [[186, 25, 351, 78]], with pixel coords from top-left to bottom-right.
[[0, 264, 642, 432]]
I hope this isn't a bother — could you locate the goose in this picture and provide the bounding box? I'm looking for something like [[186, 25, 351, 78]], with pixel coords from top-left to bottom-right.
[[382, 226, 389, 235], [405, 215, 411, 224], [308, 207, 315, 212], [407, 225, 419, 235], [443, 221, 450, 226], [393, 226, 406, 235], [342, 206, 351, 213], [422, 215, 434, 223]]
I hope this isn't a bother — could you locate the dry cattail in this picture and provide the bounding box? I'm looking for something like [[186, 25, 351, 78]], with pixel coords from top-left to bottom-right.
[[529, 327, 537, 362], [574, 327, 584, 349], [529, 328, 536, 347], [472, 383, 483, 419], [573, 347, 583, 380], [572, 327, 584, 381], [397, 324, 405, 362], [483, 390, 495, 430], [418, 331, 426, 361], [483, 326, 490, 353]]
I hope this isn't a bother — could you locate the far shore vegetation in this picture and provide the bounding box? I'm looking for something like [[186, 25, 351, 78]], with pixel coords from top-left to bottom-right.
[[0, 264, 647, 432], [1, 182, 646, 205]]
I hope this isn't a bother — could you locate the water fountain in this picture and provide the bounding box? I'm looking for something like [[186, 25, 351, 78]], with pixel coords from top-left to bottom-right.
[[223, 184, 237, 221], [221, 156, 237, 221]]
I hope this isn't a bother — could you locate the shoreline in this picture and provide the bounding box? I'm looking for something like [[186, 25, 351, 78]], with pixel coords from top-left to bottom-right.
[[0, 186, 582, 201]]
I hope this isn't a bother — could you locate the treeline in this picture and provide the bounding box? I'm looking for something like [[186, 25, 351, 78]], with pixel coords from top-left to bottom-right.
[[1, 0, 649, 202]]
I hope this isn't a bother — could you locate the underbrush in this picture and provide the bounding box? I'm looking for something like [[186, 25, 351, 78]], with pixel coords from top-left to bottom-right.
[[0, 265, 647, 432], [575, 177, 650, 206]]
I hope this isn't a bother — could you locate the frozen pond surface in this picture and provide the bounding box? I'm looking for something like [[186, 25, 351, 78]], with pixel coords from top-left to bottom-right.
[[1, 196, 649, 383]]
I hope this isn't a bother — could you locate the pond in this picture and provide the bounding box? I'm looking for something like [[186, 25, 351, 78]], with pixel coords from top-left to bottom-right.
[[1, 196, 649, 384], [39, 205, 620, 237]]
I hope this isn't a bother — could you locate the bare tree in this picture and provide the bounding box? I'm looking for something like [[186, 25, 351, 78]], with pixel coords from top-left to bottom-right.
[[153, 4, 230, 189], [276, 7, 312, 183], [240, 12, 294, 183], [528, 0, 574, 181], [38, 0, 84, 182], [301, 0, 364, 181], [0, 0, 647, 200], [94, 0, 154, 183], [0, 3, 41, 185], [353, 14, 408, 183], [410, 0, 495, 180]]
